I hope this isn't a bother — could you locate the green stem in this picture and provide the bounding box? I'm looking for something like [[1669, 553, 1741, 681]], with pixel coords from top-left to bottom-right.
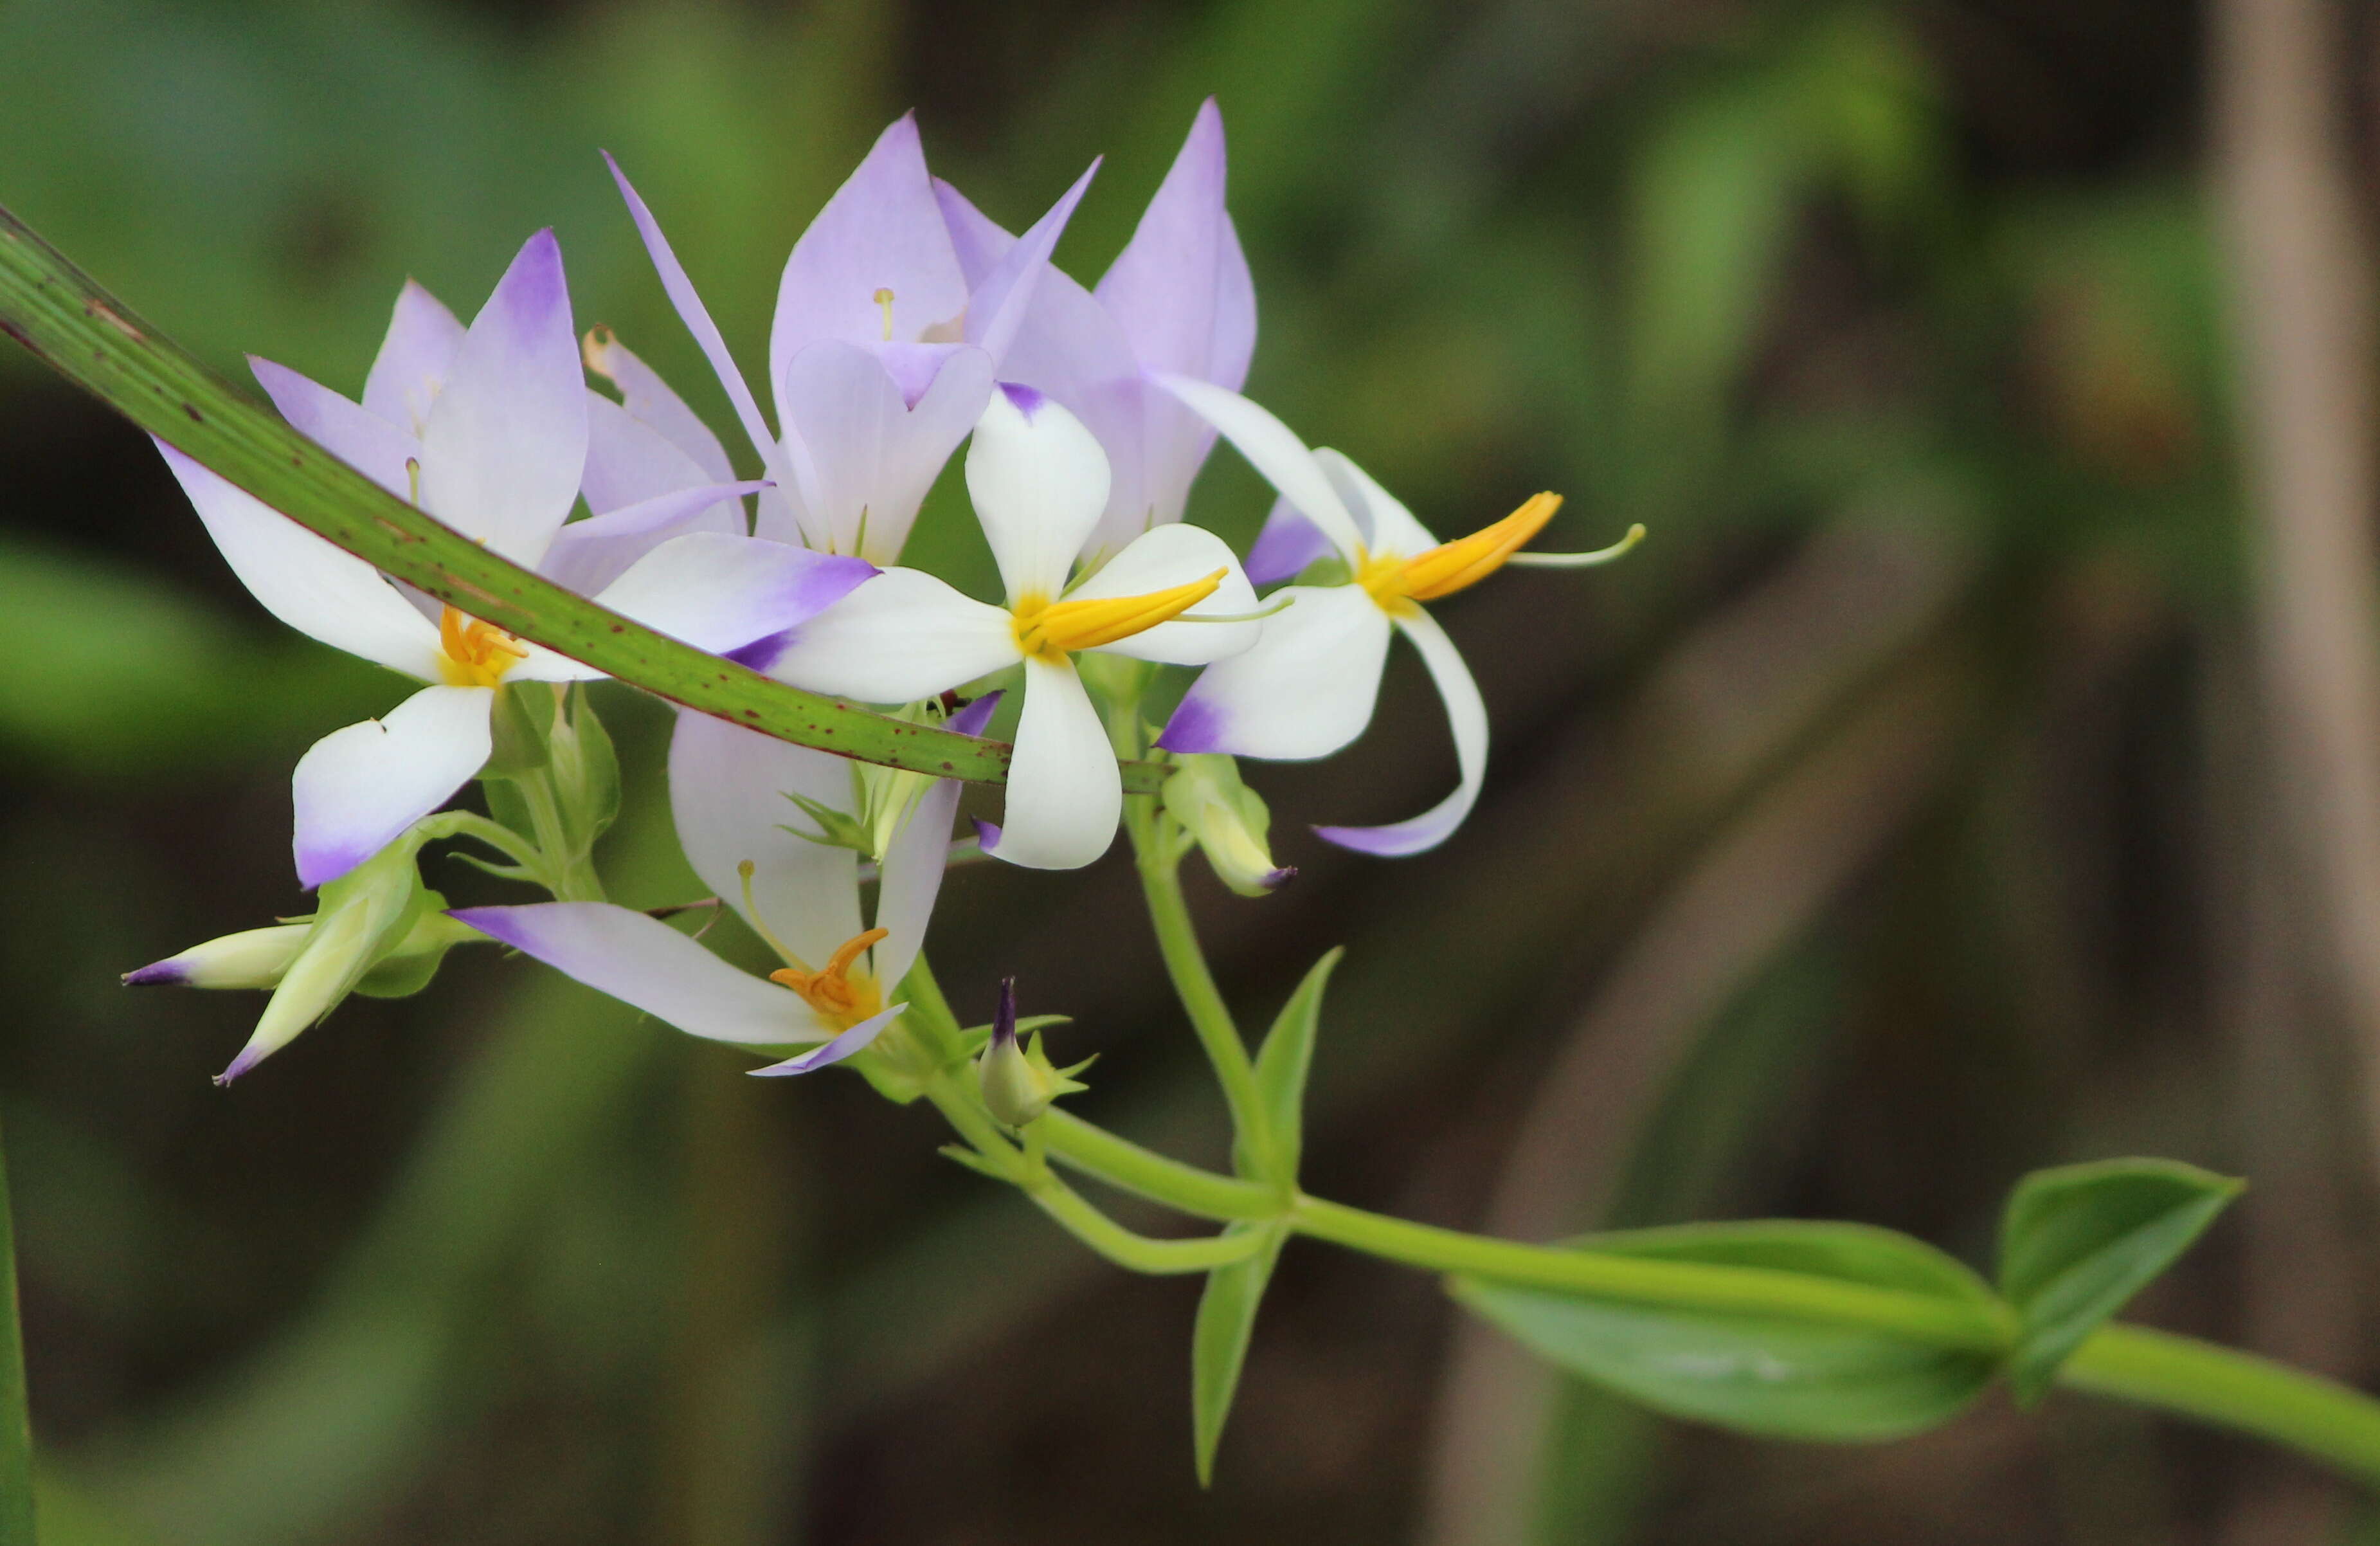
[[0, 1116, 32, 1546], [1038, 1110, 1278, 1221], [2060, 1325, 2380, 1487], [1126, 800, 1272, 1170], [1022, 1184, 1266, 1275], [509, 773, 602, 902]]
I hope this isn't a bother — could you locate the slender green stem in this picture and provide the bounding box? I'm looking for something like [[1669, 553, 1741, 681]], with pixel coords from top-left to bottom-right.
[[421, 811, 548, 878], [0, 1116, 32, 1546], [509, 773, 601, 902], [2060, 1325, 2380, 1487], [1022, 1184, 1265, 1275], [1126, 800, 1273, 1170], [1038, 1110, 1278, 1221]]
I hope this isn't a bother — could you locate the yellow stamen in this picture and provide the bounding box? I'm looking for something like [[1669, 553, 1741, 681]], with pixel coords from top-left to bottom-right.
[[1400, 492, 1564, 601], [769, 926, 888, 1030], [874, 287, 896, 342], [435, 605, 528, 688], [1011, 569, 1227, 660]]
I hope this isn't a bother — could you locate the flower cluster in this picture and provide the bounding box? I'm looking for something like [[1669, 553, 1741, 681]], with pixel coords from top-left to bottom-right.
[[127, 102, 1633, 1086]]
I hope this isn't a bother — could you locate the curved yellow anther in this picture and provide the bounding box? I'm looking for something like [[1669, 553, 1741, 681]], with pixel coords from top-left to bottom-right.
[[436, 605, 528, 689], [1400, 492, 1564, 602], [770, 926, 888, 1030], [1012, 568, 1227, 660]]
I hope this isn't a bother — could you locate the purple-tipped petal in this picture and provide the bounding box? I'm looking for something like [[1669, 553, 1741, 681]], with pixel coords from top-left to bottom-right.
[[541, 478, 765, 595], [972, 817, 1002, 851], [1153, 693, 1229, 754], [966, 160, 1100, 368], [364, 280, 467, 435], [1244, 495, 1335, 587], [770, 115, 970, 408], [948, 689, 1004, 737], [293, 685, 494, 889], [1156, 584, 1389, 761], [1096, 100, 1254, 391], [1311, 610, 1486, 857], [417, 230, 588, 565], [748, 1003, 906, 1076], [991, 975, 1019, 1048], [1262, 866, 1298, 891], [250, 357, 422, 498], [123, 961, 188, 987], [590, 532, 877, 655]]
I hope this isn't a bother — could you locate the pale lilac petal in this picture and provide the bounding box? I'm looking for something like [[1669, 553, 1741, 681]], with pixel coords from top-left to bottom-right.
[[1313, 610, 1487, 857], [969, 386, 1112, 601], [1096, 100, 1254, 392], [449, 902, 829, 1044], [590, 532, 876, 654], [770, 114, 969, 412], [541, 478, 763, 596], [583, 328, 734, 482], [669, 711, 861, 967], [1155, 585, 1389, 759], [984, 656, 1119, 871], [1070, 523, 1260, 666], [749, 1003, 906, 1075], [964, 160, 1099, 368], [1315, 447, 1437, 557], [250, 358, 422, 498], [1153, 375, 1367, 560], [292, 684, 492, 888], [1245, 495, 1334, 585], [606, 152, 821, 518], [363, 280, 466, 437], [754, 567, 1015, 700], [581, 390, 714, 514], [417, 230, 587, 565], [870, 753, 967, 992], [935, 178, 1010, 285], [778, 339, 993, 562], [153, 439, 442, 680]]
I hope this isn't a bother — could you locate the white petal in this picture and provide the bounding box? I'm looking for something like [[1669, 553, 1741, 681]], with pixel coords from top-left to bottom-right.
[[591, 532, 876, 655], [985, 656, 1119, 870], [1314, 447, 1437, 558], [291, 684, 492, 887], [750, 1003, 908, 1075], [363, 280, 467, 437], [448, 902, 829, 1044], [417, 230, 587, 565], [506, 644, 608, 685], [1313, 609, 1488, 857], [153, 439, 441, 679], [870, 771, 960, 992], [758, 567, 1016, 703], [250, 358, 422, 499], [968, 385, 1111, 601], [583, 329, 734, 484], [669, 711, 863, 967], [1155, 585, 1389, 760], [1070, 523, 1261, 666], [1152, 375, 1367, 560]]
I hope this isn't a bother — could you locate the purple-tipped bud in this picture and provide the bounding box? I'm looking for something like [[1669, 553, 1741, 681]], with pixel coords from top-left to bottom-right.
[[992, 975, 1020, 1048], [123, 924, 311, 991], [1160, 754, 1289, 899], [976, 974, 1085, 1127]]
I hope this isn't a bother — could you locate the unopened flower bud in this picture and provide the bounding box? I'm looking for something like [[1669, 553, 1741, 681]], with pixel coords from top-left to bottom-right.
[[124, 924, 311, 990], [975, 977, 1089, 1128], [1161, 754, 1294, 898]]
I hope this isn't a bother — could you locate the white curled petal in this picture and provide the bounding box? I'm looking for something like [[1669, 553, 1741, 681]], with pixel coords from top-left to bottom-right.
[[417, 230, 587, 565], [1315, 447, 1437, 557], [250, 358, 422, 498], [591, 532, 876, 655], [1313, 609, 1488, 857], [968, 386, 1112, 602], [870, 771, 960, 992], [1071, 523, 1260, 666], [750, 1003, 908, 1075], [757, 567, 1016, 703], [986, 656, 1119, 871], [1155, 585, 1389, 761], [447, 902, 829, 1045], [154, 439, 442, 680], [291, 684, 493, 888], [363, 280, 466, 436], [669, 711, 861, 968], [1152, 375, 1367, 561]]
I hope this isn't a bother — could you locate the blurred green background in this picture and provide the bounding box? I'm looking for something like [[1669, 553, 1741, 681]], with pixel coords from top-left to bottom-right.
[[1, 0, 2365, 1540]]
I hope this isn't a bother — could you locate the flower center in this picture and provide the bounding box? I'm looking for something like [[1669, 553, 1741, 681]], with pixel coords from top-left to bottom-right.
[[770, 927, 887, 1032], [436, 605, 528, 688], [1355, 493, 1565, 614], [1010, 568, 1227, 662]]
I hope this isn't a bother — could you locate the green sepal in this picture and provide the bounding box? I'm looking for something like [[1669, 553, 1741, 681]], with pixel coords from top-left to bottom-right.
[[481, 772, 539, 848], [352, 907, 485, 999], [953, 1014, 1072, 1059], [939, 1145, 1011, 1181], [1997, 1158, 2242, 1405], [780, 794, 878, 857], [1238, 949, 1342, 1184], [483, 679, 555, 777], [549, 686, 621, 847], [1190, 1221, 1290, 1486], [1450, 1221, 2003, 1442]]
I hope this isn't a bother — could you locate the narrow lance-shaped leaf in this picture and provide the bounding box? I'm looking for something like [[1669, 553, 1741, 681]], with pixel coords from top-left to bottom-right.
[[1190, 1220, 1288, 1487], [1997, 1158, 2242, 1404], [0, 204, 1170, 792], [1240, 947, 1342, 1184], [1451, 1221, 2006, 1442]]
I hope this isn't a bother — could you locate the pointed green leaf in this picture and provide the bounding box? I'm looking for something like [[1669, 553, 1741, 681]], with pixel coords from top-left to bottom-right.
[[1191, 1221, 1289, 1486], [1246, 949, 1342, 1183], [1997, 1158, 2242, 1404], [1451, 1222, 2003, 1442]]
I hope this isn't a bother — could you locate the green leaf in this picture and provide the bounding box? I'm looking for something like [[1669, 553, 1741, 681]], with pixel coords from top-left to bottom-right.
[[1450, 1221, 2003, 1442], [483, 680, 554, 778], [1244, 949, 1342, 1183], [1997, 1158, 2242, 1403], [1190, 1221, 1289, 1487]]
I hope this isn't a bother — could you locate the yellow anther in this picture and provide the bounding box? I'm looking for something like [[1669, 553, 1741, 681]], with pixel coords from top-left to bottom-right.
[[1400, 492, 1564, 601], [1011, 569, 1227, 660], [770, 927, 888, 1030], [435, 605, 528, 689], [874, 287, 896, 342], [581, 325, 618, 378]]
